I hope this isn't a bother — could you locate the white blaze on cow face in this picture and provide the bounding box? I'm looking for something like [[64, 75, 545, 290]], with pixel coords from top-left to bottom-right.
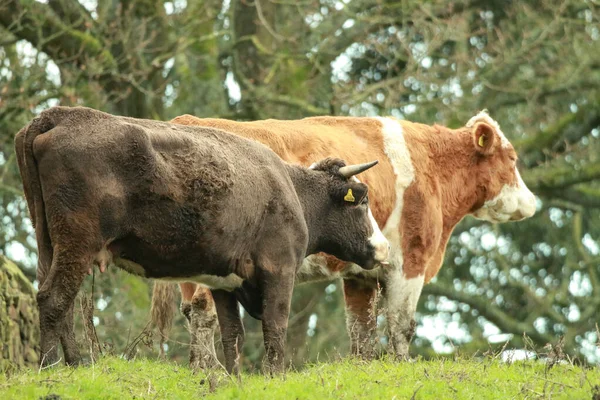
[[468, 111, 537, 223], [368, 207, 390, 263], [352, 176, 390, 263]]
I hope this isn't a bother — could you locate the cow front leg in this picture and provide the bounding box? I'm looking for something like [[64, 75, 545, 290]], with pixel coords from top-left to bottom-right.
[[260, 270, 295, 375], [212, 289, 244, 374], [37, 250, 88, 367], [343, 279, 378, 359], [188, 285, 219, 371], [383, 266, 424, 360]]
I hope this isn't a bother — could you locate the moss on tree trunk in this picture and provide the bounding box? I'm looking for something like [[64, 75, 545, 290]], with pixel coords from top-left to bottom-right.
[[0, 256, 39, 372]]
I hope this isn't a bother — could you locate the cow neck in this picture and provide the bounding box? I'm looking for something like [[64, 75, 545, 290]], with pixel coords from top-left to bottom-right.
[[284, 164, 325, 256], [415, 126, 479, 230]]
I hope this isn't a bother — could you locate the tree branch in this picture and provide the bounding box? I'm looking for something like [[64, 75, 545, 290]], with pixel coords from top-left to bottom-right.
[[0, 0, 117, 71], [48, 0, 94, 32], [551, 185, 600, 208], [524, 162, 600, 191], [517, 101, 600, 167], [422, 283, 555, 346]]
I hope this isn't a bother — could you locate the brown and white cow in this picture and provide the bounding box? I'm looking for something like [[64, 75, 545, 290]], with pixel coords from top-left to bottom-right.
[[151, 111, 537, 366]]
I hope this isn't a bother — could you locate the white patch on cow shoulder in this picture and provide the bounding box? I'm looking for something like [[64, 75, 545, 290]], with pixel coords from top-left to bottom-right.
[[373, 116, 415, 257], [373, 117, 425, 357], [466, 110, 511, 148]]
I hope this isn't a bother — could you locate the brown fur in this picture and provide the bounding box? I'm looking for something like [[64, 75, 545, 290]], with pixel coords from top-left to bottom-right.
[[400, 123, 518, 281], [150, 281, 176, 357], [343, 279, 377, 357], [172, 115, 397, 227]]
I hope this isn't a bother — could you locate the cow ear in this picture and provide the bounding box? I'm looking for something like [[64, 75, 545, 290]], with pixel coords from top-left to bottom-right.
[[473, 123, 495, 155], [342, 184, 368, 205]]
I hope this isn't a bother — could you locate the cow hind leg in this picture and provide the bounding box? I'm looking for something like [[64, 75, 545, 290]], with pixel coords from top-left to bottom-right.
[[37, 249, 89, 367], [60, 303, 81, 365], [179, 282, 196, 323], [212, 289, 244, 374], [343, 279, 378, 359], [188, 285, 219, 371]]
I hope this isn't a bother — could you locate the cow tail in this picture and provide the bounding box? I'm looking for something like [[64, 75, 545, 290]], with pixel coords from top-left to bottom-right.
[[150, 281, 177, 356], [14, 113, 58, 286]]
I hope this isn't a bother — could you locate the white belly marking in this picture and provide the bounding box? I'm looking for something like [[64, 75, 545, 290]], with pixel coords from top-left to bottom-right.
[[162, 273, 244, 291]]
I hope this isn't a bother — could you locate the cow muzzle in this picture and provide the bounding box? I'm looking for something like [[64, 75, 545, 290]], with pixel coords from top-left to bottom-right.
[[474, 180, 537, 223], [368, 208, 390, 264]]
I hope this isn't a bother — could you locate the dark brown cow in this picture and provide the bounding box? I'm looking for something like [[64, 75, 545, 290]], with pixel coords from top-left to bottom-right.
[[14, 106, 389, 374], [150, 111, 537, 367]]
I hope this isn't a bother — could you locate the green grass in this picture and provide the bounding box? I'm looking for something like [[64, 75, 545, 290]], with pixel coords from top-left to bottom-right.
[[1, 356, 599, 399]]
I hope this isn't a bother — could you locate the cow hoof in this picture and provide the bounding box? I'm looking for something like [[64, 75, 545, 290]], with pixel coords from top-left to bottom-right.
[[65, 358, 85, 367], [391, 352, 412, 362]]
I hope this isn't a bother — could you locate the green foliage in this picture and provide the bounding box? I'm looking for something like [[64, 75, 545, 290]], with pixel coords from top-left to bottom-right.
[[1, 356, 599, 399]]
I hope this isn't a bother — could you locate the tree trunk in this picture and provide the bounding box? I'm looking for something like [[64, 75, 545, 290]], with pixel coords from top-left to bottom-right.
[[0, 256, 39, 371]]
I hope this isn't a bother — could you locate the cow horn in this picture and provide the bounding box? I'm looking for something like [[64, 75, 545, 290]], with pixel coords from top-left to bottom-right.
[[338, 160, 379, 178]]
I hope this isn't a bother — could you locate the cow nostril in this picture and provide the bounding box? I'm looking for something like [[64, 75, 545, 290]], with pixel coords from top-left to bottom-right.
[[511, 211, 524, 221]]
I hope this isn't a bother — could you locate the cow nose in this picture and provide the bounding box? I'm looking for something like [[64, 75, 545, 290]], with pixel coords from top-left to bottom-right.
[[373, 238, 390, 263], [510, 210, 524, 221], [513, 192, 536, 220], [522, 195, 537, 218], [367, 208, 389, 262]]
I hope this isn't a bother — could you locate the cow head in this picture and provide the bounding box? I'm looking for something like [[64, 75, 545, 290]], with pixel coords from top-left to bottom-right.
[[308, 158, 389, 269], [466, 111, 537, 223]]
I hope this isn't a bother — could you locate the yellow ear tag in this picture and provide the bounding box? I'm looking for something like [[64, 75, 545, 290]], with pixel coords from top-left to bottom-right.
[[344, 188, 355, 203], [478, 135, 485, 147]]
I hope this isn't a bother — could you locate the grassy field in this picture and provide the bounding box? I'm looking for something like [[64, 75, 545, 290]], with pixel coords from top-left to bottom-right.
[[1, 356, 599, 399]]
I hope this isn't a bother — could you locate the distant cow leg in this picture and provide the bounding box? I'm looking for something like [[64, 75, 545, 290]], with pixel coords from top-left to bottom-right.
[[179, 282, 196, 323], [188, 285, 219, 371], [212, 289, 244, 374], [343, 279, 378, 359], [37, 248, 89, 367], [382, 265, 424, 360]]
